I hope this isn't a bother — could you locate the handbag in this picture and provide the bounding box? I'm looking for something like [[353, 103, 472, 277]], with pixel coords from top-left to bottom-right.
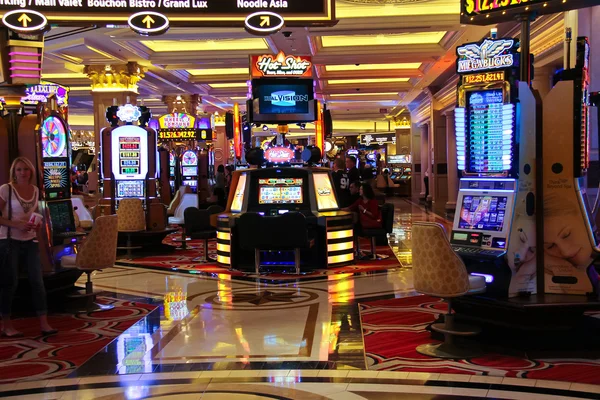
[[1, 185, 13, 267]]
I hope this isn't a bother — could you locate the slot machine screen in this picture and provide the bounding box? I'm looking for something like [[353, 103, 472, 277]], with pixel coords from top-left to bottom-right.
[[116, 180, 145, 198], [458, 195, 507, 232], [43, 160, 69, 198], [182, 166, 197, 176], [312, 173, 338, 210], [258, 178, 303, 204], [467, 89, 513, 173], [111, 126, 148, 181], [47, 200, 76, 234], [119, 137, 141, 175]]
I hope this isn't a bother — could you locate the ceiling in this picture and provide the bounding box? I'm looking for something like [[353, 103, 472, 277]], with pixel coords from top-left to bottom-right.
[[37, 0, 564, 132]]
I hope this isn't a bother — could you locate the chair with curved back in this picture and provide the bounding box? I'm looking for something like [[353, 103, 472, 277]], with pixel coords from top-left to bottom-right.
[[62, 214, 119, 311], [184, 207, 217, 263], [412, 222, 486, 359], [168, 193, 198, 249], [117, 198, 146, 258]]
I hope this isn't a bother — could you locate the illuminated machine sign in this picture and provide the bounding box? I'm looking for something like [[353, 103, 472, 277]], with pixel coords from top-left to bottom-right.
[[251, 52, 312, 78], [0, 0, 334, 26], [111, 125, 148, 180], [158, 112, 199, 140], [312, 173, 338, 211], [23, 83, 68, 106], [43, 160, 69, 192], [117, 104, 142, 123], [230, 173, 247, 213], [456, 39, 517, 74], [461, 0, 598, 25], [265, 146, 294, 163], [359, 132, 396, 146], [463, 71, 505, 85]]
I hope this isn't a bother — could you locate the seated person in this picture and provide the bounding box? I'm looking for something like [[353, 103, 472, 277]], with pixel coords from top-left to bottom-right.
[[167, 185, 192, 216], [345, 183, 382, 229], [348, 181, 361, 205]]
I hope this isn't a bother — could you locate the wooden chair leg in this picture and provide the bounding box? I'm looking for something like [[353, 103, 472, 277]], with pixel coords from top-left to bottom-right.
[[254, 248, 260, 275], [294, 248, 301, 275]]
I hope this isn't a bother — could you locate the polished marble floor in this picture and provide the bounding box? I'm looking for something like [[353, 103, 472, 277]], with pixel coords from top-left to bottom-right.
[[3, 198, 599, 399]]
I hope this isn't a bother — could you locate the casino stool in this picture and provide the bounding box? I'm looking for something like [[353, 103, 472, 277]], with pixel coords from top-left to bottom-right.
[[117, 198, 146, 258], [357, 203, 394, 260], [238, 212, 314, 275], [61, 214, 119, 312], [184, 207, 217, 263], [168, 193, 198, 250], [412, 222, 486, 359]]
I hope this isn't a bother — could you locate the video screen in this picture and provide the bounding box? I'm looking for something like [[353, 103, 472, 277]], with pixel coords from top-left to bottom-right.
[[231, 174, 247, 213], [48, 200, 75, 234], [312, 173, 338, 210], [119, 137, 141, 175], [43, 160, 69, 191], [117, 180, 145, 198], [458, 195, 507, 232], [182, 166, 197, 176], [254, 79, 313, 114], [258, 178, 303, 204]]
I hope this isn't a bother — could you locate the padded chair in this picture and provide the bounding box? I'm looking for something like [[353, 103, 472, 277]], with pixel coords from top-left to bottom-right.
[[357, 203, 395, 260], [184, 207, 217, 263], [237, 212, 314, 275], [168, 193, 198, 250], [117, 198, 146, 258], [412, 222, 486, 359], [206, 205, 225, 215], [61, 214, 119, 311]]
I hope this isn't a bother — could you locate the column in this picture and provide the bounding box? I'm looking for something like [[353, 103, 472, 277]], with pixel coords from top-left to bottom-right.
[[85, 62, 145, 189], [430, 110, 447, 205], [420, 123, 429, 200], [445, 110, 458, 211], [532, 66, 553, 100], [213, 114, 229, 170], [410, 119, 421, 198]]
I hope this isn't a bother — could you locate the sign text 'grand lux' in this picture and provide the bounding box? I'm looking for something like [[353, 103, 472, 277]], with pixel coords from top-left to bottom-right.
[[0, 0, 334, 26]]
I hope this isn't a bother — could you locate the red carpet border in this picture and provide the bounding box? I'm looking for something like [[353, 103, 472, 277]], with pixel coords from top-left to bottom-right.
[[360, 295, 600, 384], [117, 231, 402, 279], [0, 298, 156, 383]]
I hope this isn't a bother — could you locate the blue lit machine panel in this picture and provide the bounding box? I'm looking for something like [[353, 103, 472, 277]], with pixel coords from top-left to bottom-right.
[[455, 89, 515, 174]]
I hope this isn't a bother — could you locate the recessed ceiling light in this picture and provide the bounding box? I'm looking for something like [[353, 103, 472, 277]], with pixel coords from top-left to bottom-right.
[[208, 82, 248, 88], [325, 63, 421, 72], [322, 32, 446, 48], [330, 92, 399, 97], [141, 38, 268, 52], [187, 68, 249, 76]]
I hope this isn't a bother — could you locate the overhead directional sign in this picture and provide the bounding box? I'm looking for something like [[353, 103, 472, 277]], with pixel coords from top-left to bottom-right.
[[245, 11, 284, 36], [2, 9, 47, 32], [0, 0, 335, 27], [128, 11, 169, 36], [461, 0, 599, 25]]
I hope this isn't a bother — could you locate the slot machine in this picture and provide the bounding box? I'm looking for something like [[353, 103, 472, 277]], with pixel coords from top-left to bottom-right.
[[112, 125, 148, 201], [181, 149, 198, 193], [169, 151, 176, 192], [541, 36, 600, 295], [449, 37, 538, 297]]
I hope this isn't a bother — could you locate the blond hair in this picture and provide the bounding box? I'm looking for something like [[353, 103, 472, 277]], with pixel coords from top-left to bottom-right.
[[9, 157, 36, 184]]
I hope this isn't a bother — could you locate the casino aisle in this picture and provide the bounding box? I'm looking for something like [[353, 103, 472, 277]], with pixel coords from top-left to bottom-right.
[[1, 198, 598, 400]]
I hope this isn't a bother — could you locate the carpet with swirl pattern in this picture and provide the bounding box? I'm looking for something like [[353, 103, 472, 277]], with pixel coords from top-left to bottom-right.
[[0, 298, 157, 383], [360, 295, 600, 384]]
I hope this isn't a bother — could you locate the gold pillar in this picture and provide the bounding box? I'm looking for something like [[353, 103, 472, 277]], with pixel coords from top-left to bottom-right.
[[85, 62, 145, 189]]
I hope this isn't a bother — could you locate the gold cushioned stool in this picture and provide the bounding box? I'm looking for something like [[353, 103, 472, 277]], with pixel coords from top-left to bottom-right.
[[117, 198, 146, 258]]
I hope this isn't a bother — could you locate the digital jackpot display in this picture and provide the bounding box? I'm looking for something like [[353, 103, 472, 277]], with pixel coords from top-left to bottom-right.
[[119, 137, 141, 175], [258, 178, 303, 205], [111, 125, 148, 181], [43, 160, 69, 198], [455, 89, 514, 174]]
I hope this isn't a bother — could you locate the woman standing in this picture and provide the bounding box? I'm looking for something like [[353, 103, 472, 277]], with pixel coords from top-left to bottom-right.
[[0, 157, 56, 337]]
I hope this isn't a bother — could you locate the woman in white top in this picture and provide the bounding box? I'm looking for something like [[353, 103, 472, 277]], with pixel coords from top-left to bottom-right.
[[0, 157, 56, 338]]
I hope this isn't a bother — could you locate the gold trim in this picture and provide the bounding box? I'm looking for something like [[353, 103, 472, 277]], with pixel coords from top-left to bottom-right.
[[328, 253, 354, 264], [7, 40, 44, 48], [217, 231, 230, 241], [327, 229, 353, 240], [327, 242, 354, 252], [216, 243, 231, 253], [217, 255, 230, 264]]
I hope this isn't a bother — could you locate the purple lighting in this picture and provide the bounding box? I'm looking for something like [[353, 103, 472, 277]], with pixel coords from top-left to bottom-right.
[[10, 74, 40, 78], [9, 67, 41, 71], [471, 273, 494, 283], [8, 52, 41, 57], [9, 59, 42, 64]]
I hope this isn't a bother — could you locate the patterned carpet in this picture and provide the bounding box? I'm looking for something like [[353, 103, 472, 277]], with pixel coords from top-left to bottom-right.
[[0, 298, 157, 383], [117, 232, 402, 279], [360, 295, 600, 384]]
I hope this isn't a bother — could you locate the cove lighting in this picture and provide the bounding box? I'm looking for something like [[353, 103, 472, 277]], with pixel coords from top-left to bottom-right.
[[322, 32, 446, 48], [330, 92, 399, 97], [328, 78, 410, 85], [325, 63, 421, 72], [141, 39, 268, 52], [187, 68, 249, 76], [208, 82, 249, 88]]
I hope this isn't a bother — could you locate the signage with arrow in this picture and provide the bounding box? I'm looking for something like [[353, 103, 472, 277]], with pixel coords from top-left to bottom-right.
[[245, 11, 284, 36], [128, 11, 169, 36], [2, 9, 47, 32]]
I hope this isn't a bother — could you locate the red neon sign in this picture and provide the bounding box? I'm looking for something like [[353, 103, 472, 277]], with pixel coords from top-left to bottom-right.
[[265, 146, 294, 163], [233, 103, 241, 159], [315, 101, 324, 158]]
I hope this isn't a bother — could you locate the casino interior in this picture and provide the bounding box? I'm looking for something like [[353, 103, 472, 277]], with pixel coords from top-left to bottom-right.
[[1, 0, 600, 399]]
